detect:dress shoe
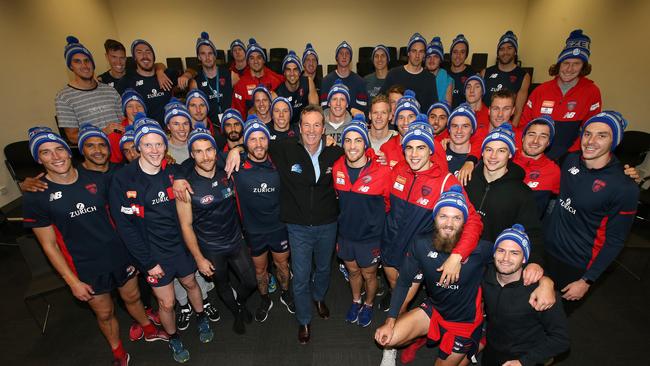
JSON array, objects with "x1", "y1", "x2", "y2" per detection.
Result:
[
  {"x1": 298, "y1": 324, "x2": 311, "y2": 344},
  {"x1": 314, "y1": 301, "x2": 330, "y2": 319}
]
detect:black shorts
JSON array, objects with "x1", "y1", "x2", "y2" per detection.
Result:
[
  {"x1": 146, "y1": 251, "x2": 197, "y2": 288},
  {"x1": 418, "y1": 298, "x2": 483, "y2": 360},
  {"x1": 380, "y1": 243, "x2": 403, "y2": 269},
  {"x1": 86, "y1": 263, "x2": 137, "y2": 294},
  {"x1": 337, "y1": 236, "x2": 381, "y2": 268},
  {"x1": 245, "y1": 227, "x2": 289, "y2": 257}
]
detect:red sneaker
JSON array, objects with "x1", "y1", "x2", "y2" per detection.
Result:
[
  {"x1": 112, "y1": 353, "x2": 130, "y2": 366},
  {"x1": 145, "y1": 308, "x2": 161, "y2": 326},
  {"x1": 400, "y1": 336, "x2": 427, "y2": 364},
  {"x1": 144, "y1": 327, "x2": 169, "y2": 342},
  {"x1": 128, "y1": 322, "x2": 143, "y2": 342}
]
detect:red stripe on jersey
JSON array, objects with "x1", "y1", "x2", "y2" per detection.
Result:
[
  {"x1": 619, "y1": 210, "x2": 637, "y2": 215},
  {"x1": 23, "y1": 218, "x2": 36, "y2": 223},
  {"x1": 105, "y1": 204, "x2": 117, "y2": 229},
  {"x1": 52, "y1": 224, "x2": 78, "y2": 276},
  {"x1": 588, "y1": 216, "x2": 608, "y2": 269}
]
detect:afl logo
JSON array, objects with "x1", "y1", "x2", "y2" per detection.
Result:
[{"x1": 200, "y1": 195, "x2": 214, "y2": 205}]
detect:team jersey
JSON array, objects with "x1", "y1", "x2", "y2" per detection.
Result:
[
  {"x1": 332, "y1": 150, "x2": 392, "y2": 242},
  {"x1": 482, "y1": 65, "x2": 527, "y2": 106},
  {"x1": 187, "y1": 165, "x2": 242, "y2": 254},
  {"x1": 379, "y1": 66, "x2": 439, "y2": 112},
  {"x1": 98, "y1": 70, "x2": 128, "y2": 95},
  {"x1": 520, "y1": 77, "x2": 601, "y2": 160},
  {"x1": 448, "y1": 65, "x2": 477, "y2": 108},
  {"x1": 267, "y1": 122, "x2": 300, "y2": 141},
  {"x1": 446, "y1": 145, "x2": 469, "y2": 176},
  {"x1": 320, "y1": 71, "x2": 369, "y2": 113},
  {"x1": 545, "y1": 152, "x2": 639, "y2": 281},
  {"x1": 513, "y1": 151, "x2": 560, "y2": 215},
  {"x1": 389, "y1": 236, "x2": 492, "y2": 321},
  {"x1": 76, "y1": 162, "x2": 121, "y2": 183},
  {"x1": 232, "y1": 157, "x2": 284, "y2": 235},
  {"x1": 194, "y1": 66, "x2": 234, "y2": 126},
  {"x1": 118, "y1": 69, "x2": 180, "y2": 125},
  {"x1": 379, "y1": 134, "x2": 449, "y2": 172},
  {"x1": 232, "y1": 67, "x2": 284, "y2": 116},
  {"x1": 275, "y1": 77, "x2": 311, "y2": 125},
  {"x1": 23, "y1": 170, "x2": 130, "y2": 281},
  {"x1": 229, "y1": 63, "x2": 247, "y2": 77}
]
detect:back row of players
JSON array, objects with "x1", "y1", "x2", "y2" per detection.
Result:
[{"x1": 22, "y1": 28, "x2": 640, "y2": 365}]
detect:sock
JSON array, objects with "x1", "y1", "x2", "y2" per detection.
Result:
[
  {"x1": 353, "y1": 298, "x2": 362, "y2": 304},
  {"x1": 111, "y1": 341, "x2": 126, "y2": 359},
  {"x1": 363, "y1": 303, "x2": 373, "y2": 307},
  {"x1": 142, "y1": 322, "x2": 157, "y2": 337}
]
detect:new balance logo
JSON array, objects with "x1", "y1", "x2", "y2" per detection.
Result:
[
  {"x1": 489, "y1": 73, "x2": 498, "y2": 79},
  {"x1": 568, "y1": 166, "x2": 580, "y2": 175},
  {"x1": 49, "y1": 191, "x2": 62, "y2": 201}
]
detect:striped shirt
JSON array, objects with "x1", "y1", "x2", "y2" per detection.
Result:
[{"x1": 55, "y1": 83, "x2": 123, "y2": 129}]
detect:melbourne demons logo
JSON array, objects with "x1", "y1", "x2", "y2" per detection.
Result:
[
  {"x1": 421, "y1": 185, "x2": 432, "y2": 196},
  {"x1": 592, "y1": 179, "x2": 607, "y2": 192},
  {"x1": 85, "y1": 183, "x2": 97, "y2": 194},
  {"x1": 529, "y1": 170, "x2": 540, "y2": 180},
  {"x1": 509, "y1": 75, "x2": 518, "y2": 84}
]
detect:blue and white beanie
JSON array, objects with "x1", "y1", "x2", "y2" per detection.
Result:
[
  {"x1": 393, "y1": 90, "x2": 420, "y2": 123},
  {"x1": 282, "y1": 50, "x2": 303, "y2": 73},
  {"x1": 185, "y1": 89, "x2": 210, "y2": 112},
  {"x1": 121, "y1": 89, "x2": 147, "y2": 116},
  {"x1": 119, "y1": 125, "x2": 136, "y2": 151},
  {"x1": 243, "y1": 115, "x2": 271, "y2": 144},
  {"x1": 433, "y1": 185, "x2": 469, "y2": 221},
  {"x1": 582, "y1": 110, "x2": 628, "y2": 150},
  {"x1": 78, "y1": 123, "x2": 109, "y2": 155},
  {"x1": 187, "y1": 122, "x2": 217, "y2": 153},
  {"x1": 133, "y1": 112, "x2": 168, "y2": 150},
  {"x1": 327, "y1": 79, "x2": 350, "y2": 105},
  {"x1": 407, "y1": 33, "x2": 427, "y2": 51},
  {"x1": 341, "y1": 114, "x2": 370, "y2": 148},
  {"x1": 130, "y1": 39, "x2": 155, "y2": 60},
  {"x1": 302, "y1": 43, "x2": 319, "y2": 65},
  {"x1": 163, "y1": 98, "x2": 192, "y2": 126},
  {"x1": 252, "y1": 85, "x2": 272, "y2": 103},
  {"x1": 196, "y1": 31, "x2": 217, "y2": 56},
  {"x1": 482, "y1": 123, "x2": 516, "y2": 155},
  {"x1": 494, "y1": 224, "x2": 531, "y2": 263},
  {"x1": 220, "y1": 108, "x2": 244, "y2": 133},
  {"x1": 558, "y1": 29, "x2": 591, "y2": 64},
  {"x1": 451, "y1": 34, "x2": 470, "y2": 55},
  {"x1": 402, "y1": 114, "x2": 435, "y2": 152},
  {"x1": 64, "y1": 36, "x2": 94, "y2": 69},
  {"x1": 426, "y1": 36, "x2": 444, "y2": 60},
  {"x1": 497, "y1": 31, "x2": 519, "y2": 54},
  {"x1": 28, "y1": 127, "x2": 72, "y2": 162},
  {"x1": 335, "y1": 41, "x2": 353, "y2": 61},
  {"x1": 427, "y1": 101, "x2": 451, "y2": 119},
  {"x1": 372, "y1": 45, "x2": 390, "y2": 63},
  {"x1": 246, "y1": 38, "x2": 266, "y2": 62},
  {"x1": 523, "y1": 115, "x2": 556, "y2": 143},
  {"x1": 230, "y1": 39, "x2": 246, "y2": 52},
  {"x1": 464, "y1": 74, "x2": 486, "y2": 96},
  {"x1": 271, "y1": 96, "x2": 293, "y2": 121},
  {"x1": 448, "y1": 104, "x2": 477, "y2": 133}
]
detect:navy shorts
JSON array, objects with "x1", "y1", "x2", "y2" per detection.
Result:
[
  {"x1": 419, "y1": 298, "x2": 483, "y2": 360},
  {"x1": 245, "y1": 227, "x2": 289, "y2": 257},
  {"x1": 380, "y1": 243, "x2": 404, "y2": 269},
  {"x1": 337, "y1": 236, "x2": 381, "y2": 268},
  {"x1": 146, "y1": 251, "x2": 197, "y2": 288},
  {"x1": 86, "y1": 263, "x2": 137, "y2": 294}
]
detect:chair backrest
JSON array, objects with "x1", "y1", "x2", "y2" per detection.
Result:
[
  {"x1": 521, "y1": 66, "x2": 534, "y2": 81},
  {"x1": 471, "y1": 53, "x2": 488, "y2": 72},
  {"x1": 387, "y1": 47, "x2": 398, "y2": 63},
  {"x1": 185, "y1": 57, "x2": 200, "y2": 72},
  {"x1": 18, "y1": 236, "x2": 59, "y2": 278},
  {"x1": 356, "y1": 62, "x2": 374, "y2": 77},
  {"x1": 615, "y1": 131, "x2": 650, "y2": 166},
  {"x1": 268, "y1": 61, "x2": 283, "y2": 74},
  {"x1": 166, "y1": 57, "x2": 184, "y2": 73},
  {"x1": 4, "y1": 141, "x2": 43, "y2": 183},
  {"x1": 315, "y1": 64, "x2": 323, "y2": 79},
  {"x1": 399, "y1": 47, "x2": 408, "y2": 63},
  {"x1": 358, "y1": 47, "x2": 374, "y2": 63},
  {"x1": 215, "y1": 49, "x2": 226, "y2": 63},
  {"x1": 327, "y1": 64, "x2": 337, "y2": 74},
  {"x1": 269, "y1": 48, "x2": 288, "y2": 62}
]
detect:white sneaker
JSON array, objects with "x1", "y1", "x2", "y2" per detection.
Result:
[{"x1": 380, "y1": 349, "x2": 397, "y2": 366}]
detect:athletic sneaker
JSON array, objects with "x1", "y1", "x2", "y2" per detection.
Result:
[
  {"x1": 280, "y1": 290, "x2": 296, "y2": 314},
  {"x1": 380, "y1": 291, "x2": 391, "y2": 312},
  {"x1": 380, "y1": 349, "x2": 397, "y2": 366},
  {"x1": 345, "y1": 302, "x2": 362, "y2": 324},
  {"x1": 357, "y1": 304, "x2": 373, "y2": 327},
  {"x1": 400, "y1": 336, "x2": 427, "y2": 364},
  {"x1": 376, "y1": 276, "x2": 386, "y2": 297},
  {"x1": 129, "y1": 322, "x2": 143, "y2": 341},
  {"x1": 268, "y1": 273, "x2": 278, "y2": 294},
  {"x1": 203, "y1": 302, "x2": 220, "y2": 322},
  {"x1": 168, "y1": 337, "x2": 190, "y2": 363},
  {"x1": 177, "y1": 304, "x2": 193, "y2": 331},
  {"x1": 145, "y1": 307, "x2": 161, "y2": 325},
  {"x1": 196, "y1": 314, "x2": 214, "y2": 343},
  {"x1": 144, "y1": 327, "x2": 170, "y2": 342},
  {"x1": 255, "y1": 296, "x2": 273, "y2": 322},
  {"x1": 339, "y1": 263, "x2": 350, "y2": 282},
  {"x1": 112, "y1": 353, "x2": 130, "y2": 366}
]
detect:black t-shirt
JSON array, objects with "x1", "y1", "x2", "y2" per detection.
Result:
[
  {"x1": 267, "y1": 122, "x2": 300, "y2": 142},
  {"x1": 448, "y1": 65, "x2": 477, "y2": 108},
  {"x1": 118, "y1": 69, "x2": 180, "y2": 126},
  {"x1": 346, "y1": 165, "x2": 363, "y2": 185},
  {"x1": 194, "y1": 66, "x2": 233, "y2": 125},
  {"x1": 380, "y1": 66, "x2": 438, "y2": 112},
  {"x1": 275, "y1": 77, "x2": 311, "y2": 125},
  {"x1": 483, "y1": 65, "x2": 527, "y2": 106},
  {"x1": 446, "y1": 146, "x2": 468, "y2": 176},
  {"x1": 98, "y1": 70, "x2": 128, "y2": 95}
]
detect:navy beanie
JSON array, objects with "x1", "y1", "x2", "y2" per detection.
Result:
[
  {"x1": 78, "y1": 123, "x2": 109, "y2": 155},
  {"x1": 341, "y1": 115, "x2": 370, "y2": 148},
  {"x1": 187, "y1": 122, "x2": 217, "y2": 153},
  {"x1": 494, "y1": 224, "x2": 531, "y2": 263},
  {"x1": 130, "y1": 39, "x2": 156, "y2": 61},
  {"x1": 64, "y1": 36, "x2": 95, "y2": 69},
  {"x1": 433, "y1": 185, "x2": 469, "y2": 221},
  {"x1": 426, "y1": 36, "x2": 444, "y2": 60},
  {"x1": 482, "y1": 123, "x2": 516, "y2": 155},
  {"x1": 523, "y1": 115, "x2": 556, "y2": 144},
  {"x1": 302, "y1": 43, "x2": 319, "y2": 65},
  {"x1": 558, "y1": 29, "x2": 591, "y2": 64},
  {"x1": 497, "y1": 30, "x2": 519, "y2": 54},
  {"x1": 196, "y1": 31, "x2": 217, "y2": 56},
  {"x1": 451, "y1": 34, "x2": 470, "y2": 55},
  {"x1": 246, "y1": 38, "x2": 267, "y2": 62},
  {"x1": 28, "y1": 127, "x2": 72, "y2": 162},
  {"x1": 582, "y1": 110, "x2": 628, "y2": 150},
  {"x1": 243, "y1": 115, "x2": 271, "y2": 144}
]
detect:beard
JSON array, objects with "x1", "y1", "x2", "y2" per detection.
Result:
[
  {"x1": 432, "y1": 225, "x2": 463, "y2": 253},
  {"x1": 227, "y1": 131, "x2": 242, "y2": 142}
]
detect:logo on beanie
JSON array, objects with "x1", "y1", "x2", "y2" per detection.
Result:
[{"x1": 142, "y1": 126, "x2": 150, "y2": 133}]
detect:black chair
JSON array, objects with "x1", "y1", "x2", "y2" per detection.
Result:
[
  {"x1": 327, "y1": 64, "x2": 337, "y2": 74},
  {"x1": 615, "y1": 131, "x2": 650, "y2": 167},
  {"x1": 227, "y1": 49, "x2": 234, "y2": 63},
  {"x1": 166, "y1": 57, "x2": 184, "y2": 73},
  {"x1": 522, "y1": 67, "x2": 534, "y2": 82},
  {"x1": 470, "y1": 53, "x2": 488, "y2": 72},
  {"x1": 315, "y1": 65, "x2": 323, "y2": 79},
  {"x1": 4, "y1": 141, "x2": 43, "y2": 188},
  {"x1": 356, "y1": 62, "x2": 374, "y2": 77},
  {"x1": 125, "y1": 57, "x2": 136, "y2": 73},
  {"x1": 399, "y1": 47, "x2": 408, "y2": 64},
  {"x1": 269, "y1": 48, "x2": 288, "y2": 62},
  {"x1": 268, "y1": 61, "x2": 283, "y2": 75},
  {"x1": 18, "y1": 236, "x2": 67, "y2": 334},
  {"x1": 215, "y1": 49, "x2": 226, "y2": 64},
  {"x1": 358, "y1": 47, "x2": 374, "y2": 64},
  {"x1": 387, "y1": 47, "x2": 398, "y2": 64},
  {"x1": 185, "y1": 57, "x2": 200, "y2": 72}
]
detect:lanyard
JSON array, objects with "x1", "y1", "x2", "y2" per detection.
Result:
[{"x1": 203, "y1": 68, "x2": 222, "y2": 114}]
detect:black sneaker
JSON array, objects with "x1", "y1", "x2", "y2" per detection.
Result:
[
  {"x1": 254, "y1": 296, "x2": 273, "y2": 322},
  {"x1": 380, "y1": 291, "x2": 391, "y2": 312},
  {"x1": 376, "y1": 276, "x2": 386, "y2": 297},
  {"x1": 203, "y1": 302, "x2": 220, "y2": 322},
  {"x1": 177, "y1": 304, "x2": 193, "y2": 331},
  {"x1": 280, "y1": 291, "x2": 296, "y2": 314}
]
